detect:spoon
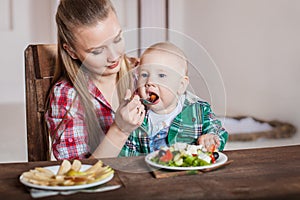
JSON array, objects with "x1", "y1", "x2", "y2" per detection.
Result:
[
  {"x1": 124, "y1": 97, "x2": 154, "y2": 105},
  {"x1": 140, "y1": 98, "x2": 155, "y2": 105},
  {"x1": 140, "y1": 93, "x2": 159, "y2": 105}
]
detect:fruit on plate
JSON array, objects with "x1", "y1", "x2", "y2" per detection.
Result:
[{"x1": 21, "y1": 160, "x2": 114, "y2": 186}]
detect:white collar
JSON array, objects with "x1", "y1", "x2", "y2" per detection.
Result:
[{"x1": 148, "y1": 95, "x2": 185, "y2": 135}]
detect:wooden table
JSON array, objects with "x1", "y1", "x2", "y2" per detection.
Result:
[{"x1": 1, "y1": 145, "x2": 300, "y2": 199}]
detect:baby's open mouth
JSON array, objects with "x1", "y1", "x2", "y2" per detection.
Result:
[{"x1": 147, "y1": 92, "x2": 159, "y2": 103}]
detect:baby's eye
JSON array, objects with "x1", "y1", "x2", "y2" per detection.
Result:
[
  {"x1": 140, "y1": 73, "x2": 149, "y2": 78},
  {"x1": 158, "y1": 73, "x2": 166, "y2": 78}
]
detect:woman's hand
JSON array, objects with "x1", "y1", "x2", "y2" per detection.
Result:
[
  {"x1": 114, "y1": 89, "x2": 145, "y2": 134},
  {"x1": 197, "y1": 133, "x2": 220, "y2": 152}
]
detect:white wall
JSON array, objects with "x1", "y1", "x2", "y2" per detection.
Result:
[
  {"x1": 169, "y1": 0, "x2": 300, "y2": 134},
  {"x1": 0, "y1": 0, "x2": 56, "y2": 104},
  {"x1": 0, "y1": 0, "x2": 57, "y2": 163},
  {"x1": 111, "y1": 0, "x2": 139, "y2": 56}
]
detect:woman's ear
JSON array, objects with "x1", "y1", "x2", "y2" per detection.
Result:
[
  {"x1": 63, "y1": 43, "x2": 78, "y2": 59},
  {"x1": 177, "y1": 76, "x2": 189, "y2": 95}
]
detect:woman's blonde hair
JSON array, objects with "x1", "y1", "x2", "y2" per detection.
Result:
[{"x1": 50, "y1": 0, "x2": 133, "y2": 154}]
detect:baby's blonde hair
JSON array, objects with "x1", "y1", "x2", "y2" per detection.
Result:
[{"x1": 141, "y1": 42, "x2": 188, "y2": 75}]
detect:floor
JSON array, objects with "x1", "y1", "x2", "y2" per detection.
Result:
[{"x1": 0, "y1": 103, "x2": 299, "y2": 163}]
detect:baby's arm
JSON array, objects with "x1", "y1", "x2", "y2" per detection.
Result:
[{"x1": 197, "y1": 102, "x2": 228, "y2": 151}]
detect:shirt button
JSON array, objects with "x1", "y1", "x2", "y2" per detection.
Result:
[
  {"x1": 143, "y1": 133, "x2": 147, "y2": 137},
  {"x1": 192, "y1": 118, "x2": 196, "y2": 122},
  {"x1": 68, "y1": 138, "x2": 73, "y2": 143}
]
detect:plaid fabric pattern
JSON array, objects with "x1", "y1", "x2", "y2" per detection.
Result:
[
  {"x1": 119, "y1": 91, "x2": 228, "y2": 157},
  {"x1": 45, "y1": 79, "x2": 114, "y2": 160}
]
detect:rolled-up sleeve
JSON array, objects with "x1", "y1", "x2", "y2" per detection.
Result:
[{"x1": 201, "y1": 102, "x2": 228, "y2": 151}]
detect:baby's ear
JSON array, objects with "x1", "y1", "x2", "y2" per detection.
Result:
[{"x1": 177, "y1": 76, "x2": 189, "y2": 95}]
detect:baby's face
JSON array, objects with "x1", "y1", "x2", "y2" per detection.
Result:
[{"x1": 137, "y1": 51, "x2": 188, "y2": 114}]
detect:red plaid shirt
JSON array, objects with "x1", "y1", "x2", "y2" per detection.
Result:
[{"x1": 45, "y1": 78, "x2": 114, "y2": 160}]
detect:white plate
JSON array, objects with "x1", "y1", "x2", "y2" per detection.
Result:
[
  {"x1": 145, "y1": 151, "x2": 228, "y2": 171},
  {"x1": 19, "y1": 164, "x2": 114, "y2": 191}
]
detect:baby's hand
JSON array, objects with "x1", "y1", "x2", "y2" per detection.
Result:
[{"x1": 197, "y1": 134, "x2": 220, "y2": 152}]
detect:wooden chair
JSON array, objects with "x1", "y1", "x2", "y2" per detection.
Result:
[{"x1": 25, "y1": 44, "x2": 56, "y2": 161}]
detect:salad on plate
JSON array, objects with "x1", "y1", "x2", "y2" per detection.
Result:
[{"x1": 149, "y1": 143, "x2": 221, "y2": 168}]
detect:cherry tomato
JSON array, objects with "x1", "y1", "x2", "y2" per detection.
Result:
[
  {"x1": 159, "y1": 150, "x2": 173, "y2": 162},
  {"x1": 210, "y1": 154, "x2": 216, "y2": 163}
]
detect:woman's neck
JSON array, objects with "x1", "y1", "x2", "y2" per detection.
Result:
[
  {"x1": 92, "y1": 73, "x2": 117, "y2": 86},
  {"x1": 92, "y1": 73, "x2": 119, "y2": 111}
]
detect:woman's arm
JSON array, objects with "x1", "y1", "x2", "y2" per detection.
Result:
[
  {"x1": 90, "y1": 123, "x2": 128, "y2": 158},
  {"x1": 91, "y1": 90, "x2": 145, "y2": 158}
]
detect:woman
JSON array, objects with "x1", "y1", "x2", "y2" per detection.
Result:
[{"x1": 45, "y1": 0, "x2": 145, "y2": 160}]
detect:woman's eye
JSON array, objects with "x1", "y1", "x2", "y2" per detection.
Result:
[
  {"x1": 159, "y1": 74, "x2": 166, "y2": 78},
  {"x1": 91, "y1": 51, "x2": 100, "y2": 55},
  {"x1": 91, "y1": 48, "x2": 104, "y2": 55}
]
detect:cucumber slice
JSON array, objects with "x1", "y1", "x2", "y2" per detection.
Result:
[
  {"x1": 173, "y1": 153, "x2": 181, "y2": 162},
  {"x1": 175, "y1": 158, "x2": 183, "y2": 166},
  {"x1": 197, "y1": 151, "x2": 211, "y2": 163}
]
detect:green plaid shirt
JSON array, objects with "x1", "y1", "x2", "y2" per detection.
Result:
[{"x1": 119, "y1": 91, "x2": 228, "y2": 157}]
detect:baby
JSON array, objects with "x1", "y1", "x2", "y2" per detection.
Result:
[{"x1": 119, "y1": 42, "x2": 228, "y2": 156}]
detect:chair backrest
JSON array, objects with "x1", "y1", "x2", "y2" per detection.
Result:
[{"x1": 25, "y1": 44, "x2": 57, "y2": 161}]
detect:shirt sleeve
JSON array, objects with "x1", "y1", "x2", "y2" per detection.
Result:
[
  {"x1": 45, "y1": 82, "x2": 90, "y2": 160},
  {"x1": 201, "y1": 102, "x2": 228, "y2": 151},
  {"x1": 119, "y1": 132, "x2": 143, "y2": 157}
]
